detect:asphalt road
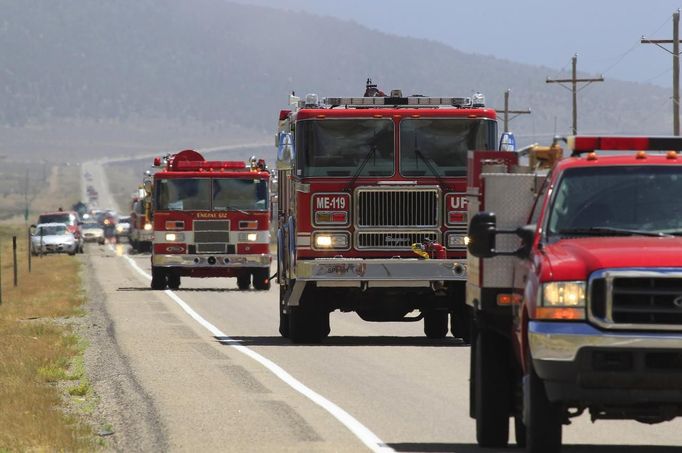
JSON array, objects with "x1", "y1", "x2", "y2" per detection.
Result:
[{"x1": 80, "y1": 160, "x2": 682, "y2": 452}]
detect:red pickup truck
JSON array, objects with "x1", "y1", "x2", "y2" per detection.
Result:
[{"x1": 467, "y1": 136, "x2": 682, "y2": 452}]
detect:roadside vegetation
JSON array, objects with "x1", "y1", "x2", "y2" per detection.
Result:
[{"x1": 0, "y1": 225, "x2": 97, "y2": 451}]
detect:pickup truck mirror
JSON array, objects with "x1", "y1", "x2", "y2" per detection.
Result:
[
  {"x1": 514, "y1": 224, "x2": 536, "y2": 259},
  {"x1": 468, "y1": 212, "x2": 497, "y2": 258}
]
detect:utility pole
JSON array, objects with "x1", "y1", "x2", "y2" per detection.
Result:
[
  {"x1": 496, "y1": 89, "x2": 531, "y2": 133},
  {"x1": 546, "y1": 54, "x2": 604, "y2": 135},
  {"x1": 642, "y1": 9, "x2": 681, "y2": 135}
]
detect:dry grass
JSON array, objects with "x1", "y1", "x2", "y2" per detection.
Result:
[{"x1": 0, "y1": 225, "x2": 95, "y2": 451}]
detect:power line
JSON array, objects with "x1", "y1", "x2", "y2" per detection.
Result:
[
  {"x1": 494, "y1": 89, "x2": 531, "y2": 133},
  {"x1": 641, "y1": 9, "x2": 682, "y2": 135},
  {"x1": 546, "y1": 54, "x2": 604, "y2": 135}
]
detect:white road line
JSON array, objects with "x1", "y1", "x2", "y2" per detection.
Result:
[{"x1": 121, "y1": 254, "x2": 394, "y2": 453}]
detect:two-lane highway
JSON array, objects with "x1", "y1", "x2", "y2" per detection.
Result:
[{"x1": 81, "y1": 159, "x2": 682, "y2": 452}]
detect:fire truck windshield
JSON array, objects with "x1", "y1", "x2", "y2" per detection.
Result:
[
  {"x1": 547, "y1": 166, "x2": 682, "y2": 238},
  {"x1": 296, "y1": 119, "x2": 394, "y2": 177},
  {"x1": 155, "y1": 178, "x2": 268, "y2": 211},
  {"x1": 400, "y1": 118, "x2": 496, "y2": 177}
]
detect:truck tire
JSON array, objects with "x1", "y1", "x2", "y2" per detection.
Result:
[
  {"x1": 475, "y1": 328, "x2": 511, "y2": 448},
  {"x1": 423, "y1": 311, "x2": 448, "y2": 339},
  {"x1": 451, "y1": 304, "x2": 472, "y2": 344},
  {"x1": 289, "y1": 305, "x2": 323, "y2": 344},
  {"x1": 525, "y1": 359, "x2": 562, "y2": 453},
  {"x1": 278, "y1": 286, "x2": 290, "y2": 338},
  {"x1": 252, "y1": 268, "x2": 271, "y2": 291},
  {"x1": 151, "y1": 267, "x2": 167, "y2": 290},
  {"x1": 237, "y1": 273, "x2": 251, "y2": 290},
  {"x1": 167, "y1": 274, "x2": 181, "y2": 290}
]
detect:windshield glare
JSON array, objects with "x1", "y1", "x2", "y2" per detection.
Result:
[
  {"x1": 400, "y1": 118, "x2": 496, "y2": 177},
  {"x1": 547, "y1": 166, "x2": 682, "y2": 236},
  {"x1": 155, "y1": 178, "x2": 268, "y2": 211},
  {"x1": 296, "y1": 119, "x2": 394, "y2": 177},
  {"x1": 38, "y1": 225, "x2": 67, "y2": 236}
]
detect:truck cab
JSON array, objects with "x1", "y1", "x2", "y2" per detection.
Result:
[{"x1": 467, "y1": 136, "x2": 682, "y2": 452}]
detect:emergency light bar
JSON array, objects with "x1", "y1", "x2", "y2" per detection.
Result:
[
  {"x1": 568, "y1": 136, "x2": 682, "y2": 154},
  {"x1": 322, "y1": 96, "x2": 476, "y2": 108},
  {"x1": 175, "y1": 160, "x2": 246, "y2": 171}
]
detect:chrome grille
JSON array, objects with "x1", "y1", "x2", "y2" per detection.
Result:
[
  {"x1": 193, "y1": 220, "x2": 230, "y2": 254},
  {"x1": 590, "y1": 270, "x2": 682, "y2": 331},
  {"x1": 357, "y1": 231, "x2": 439, "y2": 250},
  {"x1": 356, "y1": 187, "x2": 439, "y2": 228},
  {"x1": 195, "y1": 231, "x2": 229, "y2": 243},
  {"x1": 196, "y1": 243, "x2": 227, "y2": 253},
  {"x1": 194, "y1": 220, "x2": 230, "y2": 231}
]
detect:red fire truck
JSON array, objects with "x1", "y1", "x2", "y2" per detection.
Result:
[
  {"x1": 467, "y1": 136, "x2": 682, "y2": 452},
  {"x1": 150, "y1": 150, "x2": 271, "y2": 291},
  {"x1": 275, "y1": 80, "x2": 500, "y2": 343},
  {"x1": 129, "y1": 172, "x2": 154, "y2": 253}
]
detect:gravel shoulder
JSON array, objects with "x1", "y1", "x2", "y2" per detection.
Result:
[{"x1": 80, "y1": 250, "x2": 168, "y2": 452}]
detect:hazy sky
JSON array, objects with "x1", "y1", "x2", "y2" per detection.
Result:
[{"x1": 236, "y1": 0, "x2": 682, "y2": 88}]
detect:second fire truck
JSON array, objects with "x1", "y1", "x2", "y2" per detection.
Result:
[
  {"x1": 150, "y1": 150, "x2": 271, "y2": 291},
  {"x1": 275, "y1": 80, "x2": 503, "y2": 343}
]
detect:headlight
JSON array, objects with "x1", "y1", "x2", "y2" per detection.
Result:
[
  {"x1": 447, "y1": 233, "x2": 466, "y2": 249},
  {"x1": 313, "y1": 233, "x2": 349, "y2": 249},
  {"x1": 116, "y1": 225, "x2": 124, "y2": 232},
  {"x1": 537, "y1": 281, "x2": 586, "y2": 320},
  {"x1": 165, "y1": 233, "x2": 184, "y2": 242},
  {"x1": 144, "y1": 223, "x2": 153, "y2": 231},
  {"x1": 542, "y1": 281, "x2": 585, "y2": 307},
  {"x1": 238, "y1": 232, "x2": 258, "y2": 242}
]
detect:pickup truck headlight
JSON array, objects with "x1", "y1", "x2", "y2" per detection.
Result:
[{"x1": 538, "y1": 281, "x2": 586, "y2": 320}]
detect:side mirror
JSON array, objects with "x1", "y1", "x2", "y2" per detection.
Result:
[
  {"x1": 276, "y1": 133, "x2": 295, "y2": 171},
  {"x1": 468, "y1": 212, "x2": 497, "y2": 258},
  {"x1": 514, "y1": 224, "x2": 536, "y2": 259}
]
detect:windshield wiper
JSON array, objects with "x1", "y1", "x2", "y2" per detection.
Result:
[
  {"x1": 345, "y1": 135, "x2": 378, "y2": 191},
  {"x1": 413, "y1": 137, "x2": 447, "y2": 191},
  {"x1": 556, "y1": 227, "x2": 671, "y2": 237},
  {"x1": 215, "y1": 206, "x2": 249, "y2": 215}
]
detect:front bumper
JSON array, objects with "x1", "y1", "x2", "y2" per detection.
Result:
[
  {"x1": 293, "y1": 257, "x2": 467, "y2": 287},
  {"x1": 529, "y1": 321, "x2": 682, "y2": 404},
  {"x1": 153, "y1": 253, "x2": 270, "y2": 268},
  {"x1": 33, "y1": 243, "x2": 77, "y2": 253}
]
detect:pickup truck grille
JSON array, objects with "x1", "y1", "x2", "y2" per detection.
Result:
[
  {"x1": 355, "y1": 187, "x2": 439, "y2": 228},
  {"x1": 590, "y1": 271, "x2": 682, "y2": 331}
]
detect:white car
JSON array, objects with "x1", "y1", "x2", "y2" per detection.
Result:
[
  {"x1": 31, "y1": 223, "x2": 78, "y2": 256},
  {"x1": 81, "y1": 221, "x2": 105, "y2": 245}
]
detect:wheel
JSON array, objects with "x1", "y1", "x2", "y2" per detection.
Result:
[
  {"x1": 98, "y1": 239, "x2": 105, "y2": 245},
  {"x1": 167, "y1": 274, "x2": 181, "y2": 290},
  {"x1": 68, "y1": 250, "x2": 76, "y2": 256},
  {"x1": 451, "y1": 304, "x2": 472, "y2": 344},
  {"x1": 474, "y1": 328, "x2": 511, "y2": 448},
  {"x1": 237, "y1": 273, "x2": 251, "y2": 290},
  {"x1": 278, "y1": 286, "x2": 290, "y2": 338},
  {"x1": 289, "y1": 305, "x2": 323, "y2": 344},
  {"x1": 524, "y1": 357, "x2": 563, "y2": 453},
  {"x1": 423, "y1": 311, "x2": 448, "y2": 339},
  {"x1": 151, "y1": 267, "x2": 167, "y2": 290},
  {"x1": 252, "y1": 268, "x2": 271, "y2": 290}
]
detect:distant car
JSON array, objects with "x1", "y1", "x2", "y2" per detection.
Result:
[
  {"x1": 115, "y1": 215, "x2": 131, "y2": 241},
  {"x1": 31, "y1": 223, "x2": 78, "y2": 256},
  {"x1": 81, "y1": 221, "x2": 105, "y2": 245},
  {"x1": 37, "y1": 211, "x2": 84, "y2": 253}
]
